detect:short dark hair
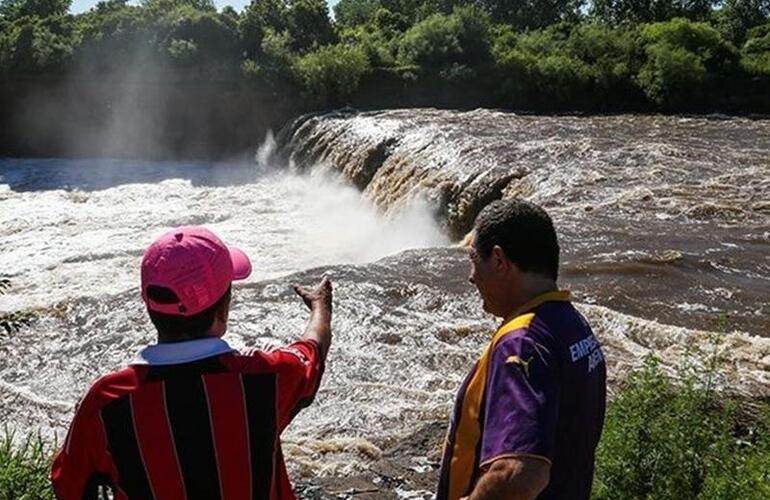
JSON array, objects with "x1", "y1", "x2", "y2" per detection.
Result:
[
  {"x1": 146, "y1": 286, "x2": 231, "y2": 340},
  {"x1": 473, "y1": 199, "x2": 560, "y2": 281}
]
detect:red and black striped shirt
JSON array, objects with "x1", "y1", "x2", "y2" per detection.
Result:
[{"x1": 51, "y1": 339, "x2": 322, "y2": 500}]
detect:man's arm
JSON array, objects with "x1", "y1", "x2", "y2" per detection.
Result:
[
  {"x1": 293, "y1": 275, "x2": 332, "y2": 361},
  {"x1": 466, "y1": 457, "x2": 550, "y2": 500},
  {"x1": 52, "y1": 395, "x2": 109, "y2": 500},
  {"x1": 472, "y1": 332, "x2": 558, "y2": 500}
]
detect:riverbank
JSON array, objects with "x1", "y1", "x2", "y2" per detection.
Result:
[
  {"x1": 3, "y1": 79, "x2": 769, "y2": 162},
  {"x1": 294, "y1": 421, "x2": 444, "y2": 499}
]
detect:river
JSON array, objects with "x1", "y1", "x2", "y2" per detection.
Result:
[{"x1": 1, "y1": 110, "x2": 769, "y2": 490}]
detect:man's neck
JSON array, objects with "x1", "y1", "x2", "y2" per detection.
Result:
[
  {"x1": 157, "y1": 333, "x2": 210, "y2": 344},
  {"x1": 501, "y1": 279, "x2": 558, "y2": 322}
]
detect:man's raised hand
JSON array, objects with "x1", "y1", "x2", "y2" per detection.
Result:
[
  {"x1": 294, "y1": 275, "x2": 332, "y2": 313},
  {"x1": 294, "y1": 275, "x2": 332, "y2": 360}
]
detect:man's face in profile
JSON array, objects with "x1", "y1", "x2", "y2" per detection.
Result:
[{"x1": 468, "y1": 241, "x2": 500, "y2": 316}]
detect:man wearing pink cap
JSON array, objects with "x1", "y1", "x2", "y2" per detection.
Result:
[{"x1": 51, "y1": 226, "x2": 332, "y2": 500}]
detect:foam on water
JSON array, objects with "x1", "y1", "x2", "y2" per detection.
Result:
[
  {"x1": 280, "y1": 110, "x2": 770, "y2": 335},
  {"x1": 0, "y1": 159, "x2": 448, "y2": 313},
  {"x1": 1, "y1": 111, "x2": 769, "y2": 483}
]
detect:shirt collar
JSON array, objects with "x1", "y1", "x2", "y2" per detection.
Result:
[
  {"x1": 501, "y1": 290, "x2": 572, "y2": 327},
  {"x1": 132, "y1": 337, "x2": 236, "y2": 366}
]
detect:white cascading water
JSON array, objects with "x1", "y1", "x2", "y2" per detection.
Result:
[{"x1": 1, "y1": 112, "x2": 769, "y2": 492}]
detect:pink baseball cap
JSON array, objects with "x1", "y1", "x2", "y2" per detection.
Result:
[{"x1": 141, "y1": 226, "x2": 252, "y2": 316}]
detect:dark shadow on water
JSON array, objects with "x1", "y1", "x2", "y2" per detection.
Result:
[{"x1": 0, "y1": 157, "x2": 266, "y2": 192}]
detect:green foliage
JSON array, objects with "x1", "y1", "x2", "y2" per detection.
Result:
[
  {"x1": 240, "y1": 0, "x2": 333, "y2": 57},
  {"x1": 334, "y1": 0, "x2": 381, "y2": 27},
  {"x1": 0, "y1": 0, "x2": 70, "y2": 21},
  {"x1": 242, "y1": 27, "x2": 297, "y2": 86},
  {"x1": 141, "y1": 0, "x2": 215, "y2": 15},
  {"x1": 493, "y1": 22, "x2": 644, "y2": 108},
  {"x1": 593, "y1": 0, "x2": 716, "y2": 25},
  {"x1": 339, "y1": 11, "x2": 401, "y2": 67},
  {"x1": 239, "y1": 0, "x2": 289, "y2": 58},
  {"x1": 0, "y1": 429, "x2": 54, "y2": 500},
  {"x1": 0, "y1": 0, "x2": 766, "y2": 111},
  {"x1": 163, "y1": 10, "x2": 240, "y2": 74},
  {"x1": 397, "y1": 6, "x2": 491, "y2": 78},
  {"x1": 287, "y1": 0, "x2": 335, "y2": 52},
  {"x1": 71, "y1": 0, "x2": 241, "y2": 77},
  {"x1": 166, "y1": 37, "x2": 197, "y2": 64},
  {"x1": 0, "y1": 14, "x2": 75, "y2": 74},
  {"x1": 379, "y1": 0, "x2": 439, "y2": 21},
  {"x1": 444, "y1": 0, "x2": 583, "y2": 29},
  {"x1": 593, "y1": 355, "x2": 770, "y2": 499},
  {"x1": 638, "y1": 18, "x2": 738, "y2": 106},
  {"x1": 567, "y1": 23, "x2": 642, "y2": 90},
  {"x1": 293, "y1": 43, "x2": 370, "y2": 105},
  {"x1": 741, "y1": 22, "x2": 770, "y2": 74},
  {"x1": 713, "y1": 0, "x2": 770, "y2": 43},
  {"x1": 73, "y1": 3, "x2": 158, "y2": 73}
]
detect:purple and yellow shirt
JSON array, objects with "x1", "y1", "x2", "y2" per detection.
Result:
[{"x1": 437, "y1": 291, "x2": 606, "y2": 500}]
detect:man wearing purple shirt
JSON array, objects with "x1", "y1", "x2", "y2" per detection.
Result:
[{"x1": 437, "y1": 200, "x2": 607, "y2": 500}]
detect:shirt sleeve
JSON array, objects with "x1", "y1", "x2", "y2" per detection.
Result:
[
  {"x1": 262, "y1": 339, "x2": 324, "y2": 430},
  {"x1": 51, "y1": 391, "x2": 111, "y2": 500},
  {"x1": 480, "y1": 331, "x2": 560, "y2": 467}
]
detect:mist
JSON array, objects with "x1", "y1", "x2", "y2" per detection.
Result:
[{"x1": 2, "y1": 34, "x2": 295, "y2": 160}]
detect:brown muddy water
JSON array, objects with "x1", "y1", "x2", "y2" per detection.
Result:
[
  {"x1": 281, "y1": 110, "x2": 770, "y2": 336},
  {"x1": 1, "y1": 110, "x2": 768, "y2": 494}
]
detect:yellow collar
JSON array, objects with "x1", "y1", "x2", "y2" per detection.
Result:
[{"x1": 500, "y1": 290, "x2": 571, "y2": 329}]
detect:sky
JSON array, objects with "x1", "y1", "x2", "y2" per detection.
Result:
[{"x1": 70, "y1": 0, "x2": 341, "y2": 15}]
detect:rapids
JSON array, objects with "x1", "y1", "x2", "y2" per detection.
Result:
[
  {"x1": 280, "y1": 109, "x2": 770, "y2": 335},
  {"x1": 1, "y1": 109, "x2": 769, "y2": 484}
]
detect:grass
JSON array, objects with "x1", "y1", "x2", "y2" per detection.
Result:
[
  {"x1": 0, "y1": 429, "x2": 54, "y2": 500},
  {"x1": 1, "y1": 349, "x2": 768, "y2": 499}
]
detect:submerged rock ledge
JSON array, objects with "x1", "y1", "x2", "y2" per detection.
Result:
[{"x1": 276, "y1": 109, "x2": 770, "y2": 239}]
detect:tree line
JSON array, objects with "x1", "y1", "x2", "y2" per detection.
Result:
[{"x1": 1, "y1": 0, "x2": 769, "y2": 111}]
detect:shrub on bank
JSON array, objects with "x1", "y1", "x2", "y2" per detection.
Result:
[
  {"x1": 593, "y1": 355, "x2": 770, "y2": 499},
  {"x1": 637, "y1": 18, "x2": 739, "y2": 108},
  {"x1": 293, "y1": 43, "x2": 370, "y2": 106},
  {"x1": 397, "y1": 6, "x2": 492, "y2": 78},
  {"x1": 492, "y1": 22, "x2": 644, "y2": 109},
  {"x1": 0, "y1": 14, "x2": 76, "y2": 75},
  {"x1": 741, "y1": 23, "x2": 770, "y2": 76},
  {"x1": 1, "y1": 0, "x2": 768, "y2": 112}
]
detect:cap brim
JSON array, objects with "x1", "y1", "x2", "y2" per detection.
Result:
[{"x1": 229, "y1": 246, "x2": 252, "y2": 280}]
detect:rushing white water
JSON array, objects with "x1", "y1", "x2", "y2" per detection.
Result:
[
  {"x1": 2, "y1": 112, "x2": 769, "y2": 490},
  {"x1": 0, "y1": 158, "x2": 448, "y2": 313},
  {"x1": 0, "y1": 155, "x2": 453, "y2": 480},
  {"x1": 281, "y1": 110, "x2": 770, "y2": 336}
]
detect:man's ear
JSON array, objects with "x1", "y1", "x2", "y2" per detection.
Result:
[
  {"x1": 216, "y1": 298, "x2": 230, "y2": 322},
  {"x1": 491, "y1": 245, "x2": 510, "y2": 271}
]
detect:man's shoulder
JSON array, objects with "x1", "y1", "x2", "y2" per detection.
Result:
[
  {"x1": 515, "y1": 301, "x2": 590, "y2": 342},
  {"x1": 495, "y1": 312, "x2": 550, "y2": 347},
  {"x1": 218, "y1": 350, "x2": 272, "y2": 373},
  {"x1": 78, "y1": 366, "x2": 146, "y2": 414},
  {"x1": 221, "y1": 340, "x2": 319, "y2": 373},
  {"x1": 491, "y1": 310, "x2": 565, "y2": 363}
]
